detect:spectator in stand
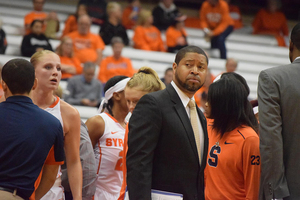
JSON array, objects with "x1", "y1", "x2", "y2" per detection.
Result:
[
  {"x1": 199, "y1": 0, "x2": 234, "y2": 59},
  {"x1": 78, "y1": 0, "x2": 107, "y2": 25},
  {"x1": 56, "y1": 36, "x2": 83, "y2": 80},
  {"x1": 122, "y1": 0, "x2": 141, "y2": 30},
  {"x1": 64, "y1": 62, "x2": 102, "y2": 107},
  {"x1": 100, "y1": 2, "x2": 129, "y2": 46},
  {"x1": 166, "y1": 15, "x2": 188, "y2": 53},
  {"x1": 252, "y1": 0, "x2": 289, "y2": 47},
  {"x1": 62, "y1": 4, "x2": 88, "y2": 38},
  {"x1": 224, "y1": 0, "x2": 243, "y2": 29},
  {"x1": 24, "y1": 0, "x2": 59, "y2": 36},
  {"x1": 133, "y1": 9, "x2": 165, "y2": 52},
  {"x1": 160, "y1": 67, "x2": 173, "y2": 86},
  {"x1": 67, "y1": 14, "x2": 105, "y2": 65},
  {"x1": 214, "y1": 58, "x2": 238, "y2": 81},
  {"x1": 0, "y1": 19, "x2": 7, "y2": 54},
  {"x1": 152, "y1": 0, "x2": 182, "y2": 31},
  {"x1": 194, "y1": 69, "x2": 215, "y2": 108},
  {"x1": 21, "y1": 20, "x2": 53, "y2": 57},
  {"x1": 98, "y1": 37, "x2": 135, "y2": 84}
]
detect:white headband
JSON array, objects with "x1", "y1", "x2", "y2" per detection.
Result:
[{"x1": 98, "y1": 77, "x2": 130, "y2": 113}]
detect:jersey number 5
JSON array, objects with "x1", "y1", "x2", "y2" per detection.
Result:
[
  {"x1": 208, "y1": 145, "x2": 221, "y2": 168},
  {"x1": 115, "y1": 150, "x2": 123, "y2": 171}
]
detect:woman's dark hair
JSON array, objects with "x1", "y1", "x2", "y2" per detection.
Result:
[
  {"x1": 30, "y1": 19, "x2": 43, "y2": 28},
  {"x1": 103, "y1": 75, "x2": 128, "y2": 116},
  {"x1": 208, "y1": 75, "x2": 258, "y2": 137},
  {"x1": 221, "y1": 72, "x2": 250, "y2": 95}
]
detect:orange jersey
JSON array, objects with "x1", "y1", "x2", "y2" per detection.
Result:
[
  {"x1": 205, "y1": 120, "x2": 260, "y2": 200},
  {"x1": 29, "y1": 146, "x2": 64, "y2": 200},
  {"x1": 199, "y1": 0, "x2": 234, "y2": 36},
  {"x1": 122, "y1": 6, "x2": 138, "y2": 30},
  {"x1": 118, "y1": 124, "x2": 129, "y2": 200},
  {"x1": 229, "y1": 5, "x2": 243, "y2": 29},
  {"x1": 252, "y1": 9, "x2": 289, "y2": 37},
  {"x1": 62, "y1": 15, "x2": 78, "y2": 37},
  {"x1": 59, "y1": 56, "x2": 83, "y2": 79},
  {"x1": 67, "y1": 31, "x2": 105, "y2": 63},
  {"x1": 24, "y1": 11, "x2": 48, "y2": 35},
  {"x1": 165, "y1": 26, "x2": 187, "y2": 48},
  {"x1": 133, "y1": 25, "x2": 165, "y2": 52},
  {"x1": 98, "y1": 56, "x2": 135, "y2": 83}
]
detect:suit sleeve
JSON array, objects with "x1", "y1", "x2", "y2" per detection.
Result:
[
  {"x1": 258, "y1": 70, "x2": 289, "y2": 199},
  {"x1": 242, "y1": 136, "x2": 260, "y2": 200},
  {"x1": 126, "y1": 94, "x2": 162, "y2": 200}
]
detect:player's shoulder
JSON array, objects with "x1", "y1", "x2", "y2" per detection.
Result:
[
  {"x1": 236, "y1": 126, "x2": 258, "y2": 140},
  {"x1": 60, "y1": 99, "x2": 80, "y2": 119}
]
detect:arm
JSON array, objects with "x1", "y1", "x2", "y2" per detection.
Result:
[
  {"x1": 242, "y1": 136, "x2": 261, "y2": 200},
  {"x1": 199, "y1": 3, "x2": 209, "y2": 29},
  {"x1": 61, "y1": 103, "x2": 82, "y2": 200},
  {"x1": 62, "y1": 15, "x2": 74, "y2": 37},
  {"x1": 61, "y1": 64, "x2": 77, "y2": 75},
  {"x1": 211, "y1": 3, "x2": 232, "y2": 36},
  {"x1": 127, "y1": 94, "x2": 162, "y2": 200},
  {"x1": 80, "y1": 122, "x2": 97, "y2": 199},
  {"x1": 35, "y1": 164, "x2": 59, "y2": 200},
  {"x1": 85, "y1": 115, "x2": 105, "y2": 148},
  {"x1": 258, "y1": 70, "x2": 289, "y2": 199},
  {"x1": 99, "y1": 24, "x2": 111, "y2": 45},
  {"x1": 98, "y1": 59, "x2": 107, "y2": 83}
]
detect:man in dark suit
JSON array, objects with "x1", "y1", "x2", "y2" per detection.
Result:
[
  {"x1": 127, "y1": 46, "x2": 209, "y2": 200},
  {"x1": 258, "y1": 22, "x2": 300, "y2": 200}
]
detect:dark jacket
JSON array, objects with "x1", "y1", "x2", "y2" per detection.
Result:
[
  {"x1": 21, "y1": 33, "x2": 53, "y2": 57},
  {"x1": 99, "y1": 21, "x2": 129, "y2": 45}
]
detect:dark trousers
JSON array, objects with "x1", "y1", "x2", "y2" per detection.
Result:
[{"x1": 211, "y1": 25, "x2": 234, "y2": 59}]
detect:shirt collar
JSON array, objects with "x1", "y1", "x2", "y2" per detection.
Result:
[
  {"x1": 171, "y1": 81, "x2": 194, "y2": 108},
  {"x1": 5, "y1": 95, "x2": 33, "y2": 103}
]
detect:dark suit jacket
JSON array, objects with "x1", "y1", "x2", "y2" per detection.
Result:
[
  {"x1": 258, "y1": 58, "x2": 300, "y2": 200},
  {"x1": 127, "y1": 84, "x2": 208, "y2": 200}
]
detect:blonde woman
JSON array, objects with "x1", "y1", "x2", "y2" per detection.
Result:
[
  {"x1": 30, "y1": 50, "x2": 82, "y2": 200},
  {"x1": 118, "y1": 66, "x2": 165, "y2": 200},
  {"x1": 133, "y1": 10, "x2": 165, "y2": 51},
  {"x1": 56, "y1": 36, "x2": 82, "y2": 80}
]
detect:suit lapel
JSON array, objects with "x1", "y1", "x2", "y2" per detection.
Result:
[
  {"x1": 196, "y1": 107, "x2": 208, "y2": 171},
  {"x1": 166, "y1": 85, "x2": 199, "y2": 161}
]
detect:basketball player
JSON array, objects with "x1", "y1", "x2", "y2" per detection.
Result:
[
  {"x1": 204, "y1": 74, "x2": 260, "y2": 199},
  {"x1": 85, "y1": 76, "x2": 130, "y2": 200},
  {"x1": 30, "y1": 50, "x2": 82, "y2": 200},
  {"x1": 118, "y1": 66, "x2": 165, "y2": 200}
]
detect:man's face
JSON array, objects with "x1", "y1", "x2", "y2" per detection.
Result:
[
  {"x1": 164, "y1": 70, "x2": 173, "y2": 85},
  {"x1": 33, "y1": 0, "x2": 44, "y2": 11},
  {"x1": 173, "y1": 52, "x2": 208, "y2": 97},
  {"x1": 112, "y1": 42, "x2": 124, "y2": 58},
  {"x1": 32, "y1": 21, "x2": 43, "y2": 35},
  {"x1": 78, "y1": 17, "x2": 91, "y2": 35},
  {"x1": 225, "y1": 59, "x2": 237, "y2": 72},
  {"x1": 84, "y1": 68, "x2": 95, "y2": 83}
]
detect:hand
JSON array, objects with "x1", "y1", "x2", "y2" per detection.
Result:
[
  {"x1": 81, "y1": 99, "x2": 91, "y2": 106},
  {"x1": 88, "y1": 100, "x2": 98, "y2": 107},
  {"x1": 47, "y1": 11, "x2": 58, "y2": 20}
]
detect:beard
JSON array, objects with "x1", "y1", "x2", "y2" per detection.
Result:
[{"x1": 175, "y1": 71, "x2": 204, "y2": 92}]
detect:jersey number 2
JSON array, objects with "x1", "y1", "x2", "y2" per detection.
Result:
[
  {"x1": 208, "y1": 146, "x2": 221, "y2": 167},
  {"x1": 115, "y1": 150, "x2": 123, "y2": 171}
]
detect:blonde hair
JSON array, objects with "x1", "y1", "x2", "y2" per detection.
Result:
[
  {"x1": 56, "y1": 36, "x2": 73, "y2": 57},
  {"x1": 106, "y1": 2, "x2": 121, "y2": 15},
  {"x1": 30, "y1": 50, "x2": 55, "y2": 68},
  {"x1": 137, "y1": 9, "x2": 152, "y2": 26},
  {"x1": 126, "y1": 66, "x2": 165, "y2": 93}
]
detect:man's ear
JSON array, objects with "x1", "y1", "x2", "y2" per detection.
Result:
[
  {"x1": 172, "y1": 62, "x2": 177, "y2": 71},
  {"x1": 32, "y1": 78, "x2": 38, "y2": 90},
  {"x1": 1, "y1": 80, "x2": 7, "y2": 91}
]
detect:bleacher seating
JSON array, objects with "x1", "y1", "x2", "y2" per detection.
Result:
[{"x1": 0, "y1": 0, "x2": 291, "y2": 120}]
